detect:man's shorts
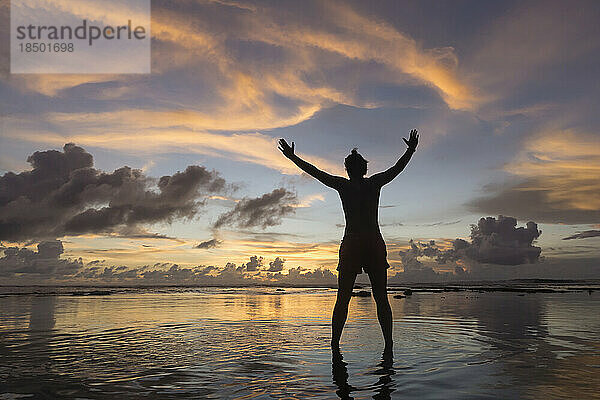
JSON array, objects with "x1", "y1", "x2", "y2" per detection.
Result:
[{"x1": 337, "y1": 232, "x2": 390, "y2": 274}]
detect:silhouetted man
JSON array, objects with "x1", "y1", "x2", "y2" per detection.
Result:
[{"x1": 279, "y1": 129, "x2": 419, "y2": 355}]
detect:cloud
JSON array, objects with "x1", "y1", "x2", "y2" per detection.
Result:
[
  {"x1": 470, "y1": 131, "x2": 600, "y2": 224},
  {"x1": 243, "y1": 255, "x2": 263, "y2": 272},
  {"x1": 272, "y1": 1, "x2": 477, "y2": 109},
  {"x1": 446, "y1": 216, "x2": 542, "y2": 265},
  {"x1": 562, "y1": 230, "x2": 600, "y2": 240},
  {"x1": 466, "y1": 0, "x2": 600, "y2": 103},
  {"x1": 195, "y1": 238, "x2": 223, "y2": 249},
  {"x1": 393, "y1": 216, "x2": 546, "y2": 282},
  {"x1": 293, "y1": 193, "x2": 325, "y2": 208},
  {"x1": 24, "y1": 0, "x2": 472, "y2": 111},
  {"x1": 268, "y1": 257, "x2": 285, "y2": 272},
  {"x1": 213, "y1": 188, "x2": 297, "y2": 229},
  {"x1": 267, "y1": 266, "x2": 337, "y2": 285},
  {"x1": 398, "y1": 240, "x2": 428, "y2": 271},
  {"x1": 0, "y1": 144, "x2": 228, "y2": 241},
  {"x1": 77, "y1": 264, "x2": 140, "y2": 280},
  {"x1": 9, "y1": 129, "x2": 346, "y2": 176},
  {"x1": 105, "y1": 227, "x2": 183, "y2": 241},
  {"x1": 420, "y1": 220, "x2": 462, "y2": 227},
  {"x1": 0, "y1": 240, "x2": 82, "y2": 276},
  {"x1": 401, "y1": 216, "x2": 542, "y2": 269},
  {"x1": 73, "y1": 258, "x2": 338, "y2": 286},
  {"x1": 2, "y1": 0, "x2": 475, "y2": 178}
]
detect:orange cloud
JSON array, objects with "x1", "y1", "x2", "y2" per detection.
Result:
[
  {"x1": 470, "y1": 130, "x2": 600, "y2": 224},
  {"x1": 7, "y1": 127, "x2": 345, "y2": 176},
  {"x1": 8, "y1": 0, "x2": 476, "y2": 127},
  {"x1": 506, "y1": 130, "x2": 600, "y2": 212}
]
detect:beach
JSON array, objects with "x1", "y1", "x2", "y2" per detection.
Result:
[{"x1": 1, "y1": 286, "x2": 599, "y2": 399}]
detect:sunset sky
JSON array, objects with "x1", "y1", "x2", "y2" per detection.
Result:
[{"x1": 1, "y1": 0, "x2": 599, "y2": 284}]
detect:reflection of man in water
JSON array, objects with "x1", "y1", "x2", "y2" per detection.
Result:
[{"x1": 279, "y1": 129, "x2": 419, "y2": 354}]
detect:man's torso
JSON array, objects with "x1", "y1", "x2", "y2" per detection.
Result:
[{"x1": 336, "y1": 177, "x2": 381, "y2": 237}]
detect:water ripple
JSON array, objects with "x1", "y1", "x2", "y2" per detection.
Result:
[{"x1": 0, "y1": 290, "x2": 599, "y2": 398}]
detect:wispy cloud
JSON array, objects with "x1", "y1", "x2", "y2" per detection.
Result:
[
  {"x1": 562, "y1": 230, "x2": 600, "y2": 240},
  {"x1": 7, "y1": 128, "x2": 346, "y2": 176},
  {"x1": 470, "y1": 130, "x2": 600, "y2": 224},
  {"x1": 293, "y1": 193, "x2": 325, "y2": 208},
  {"x1": 3, "y1": 0, "x2": 475, "y2": 175}
]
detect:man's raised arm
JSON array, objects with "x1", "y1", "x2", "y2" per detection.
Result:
[
  {"x1": 371, "y1": 129, "x2": 419, "y2": 187},
  {"x1": 278, "y1": 139, "x2": 344, "y2": 189}
]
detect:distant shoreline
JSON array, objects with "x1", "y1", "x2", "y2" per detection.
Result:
[{"x1": 1, "y1": 279, "x2": 598, "y2": 296}]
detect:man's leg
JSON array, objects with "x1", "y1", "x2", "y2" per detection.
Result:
[
  {"x1": 331, "y1": 269, "x2": 357, "y2": 350},
  {"x1": 367, "y1": 269, "x2": 393, "y2": 354}
]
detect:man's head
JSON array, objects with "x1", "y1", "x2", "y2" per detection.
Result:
[{"x1": 344, "y1": 148, "x2": 368, "y2": 179}]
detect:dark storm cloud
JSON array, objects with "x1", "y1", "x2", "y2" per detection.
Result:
[
  {"x1": 268, "y1": 257, "x2": 285, "y2": 272},
  {"x1": 195, "y1": 238, "x2": 222, "y2": 249},
  {"x1": 0, "y1": 144, "x2": 228, "y2": 241},
  {"x1": 401, "y1": 216, "x2": 542, "y2": 268},
  {"x1": 452, "y1": 216, "x2": 542, "y2": 265},
  {"x1": 213, "y1": 188, "x2": 297, "y2": 229},
  {"x1": 0, "y1": 240, "x2": 82, "y2": 276},
  {"x1": 562, "y1": 230, "x2": 600, "y2": 240}
]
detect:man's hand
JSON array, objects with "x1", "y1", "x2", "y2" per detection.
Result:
[
  {"x1": 403, "y1": 129, "x2": 419, "y2": 150},
  {"x1": 278, "y1": 138, "x2": 295, "y2": 158}
]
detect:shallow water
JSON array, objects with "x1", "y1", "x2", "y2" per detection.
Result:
[{"x1": 1, "y1": 287, "x2": 599, "y2": 399}]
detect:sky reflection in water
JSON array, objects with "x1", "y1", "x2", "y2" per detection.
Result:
[{"x1": 1, "y1": 288, "x2": 599, "y2": 399}]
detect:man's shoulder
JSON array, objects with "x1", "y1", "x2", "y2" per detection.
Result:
[
  {"x1": 364, "y1": 176, "x2": 383, "y2": 187},
  {"x1": 332, "y1": 176, "x2": 350, "y2": 188}
]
